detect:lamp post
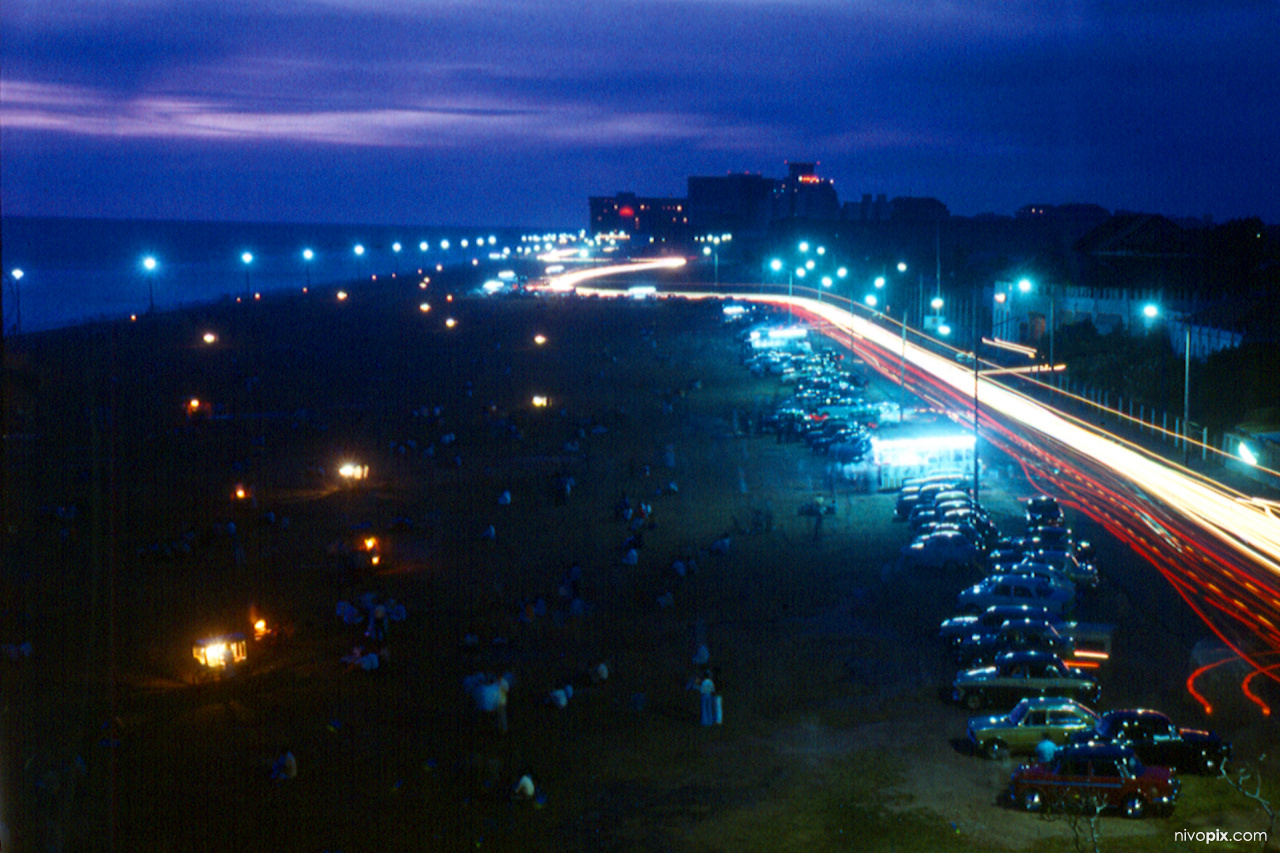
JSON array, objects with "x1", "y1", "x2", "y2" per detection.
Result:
[
  {"x1": 302, "y1": 248, "x2": 314, "y2": 291},
  {"x1": 1145, "y1": 303, "x2": 1192, "y2": 466},
  {"x1": 142, "y1": 255, "x2": 158, "y2": 313},
  {"x1": 354, "y1": 243, "x2": 365, "y2": 282},
  {"x1": 9, "y1": 268, "x2": 23, "y2": 335},
  {"x1": 702, "y1": 246, "x2": 719, "y2": 285},
  {"x1": 392, "y1": 242, "x2": 402, "y2": 277},
  {"x1": 241, "y1": 252, "x2": 253, "y2": 297}
]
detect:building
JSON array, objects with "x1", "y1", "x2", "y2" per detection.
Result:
[
  {"x1": 588, "y1": 192, "x2": 689, "y2": 243},
  {"x1": 772, "y1": 162, "x2": 840, "y2": 223},
  {"x1": 686, "y1": 172, "x2": 778, "y2": 240}
]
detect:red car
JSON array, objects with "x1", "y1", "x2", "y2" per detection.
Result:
[{"x1": 1009, "y1": 743, "x2": 1179, "y2": 818}]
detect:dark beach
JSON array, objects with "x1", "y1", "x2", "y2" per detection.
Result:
[{"x1": 2, "y1": 275, "x2": 1272, "y2": 852}]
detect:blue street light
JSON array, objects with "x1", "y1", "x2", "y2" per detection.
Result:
[
  {"x1": 241, "y1": 252, "x2": 254, "y2": 297},
  {"x1": 142, "y1": 255, "x2": 158, "y2": 312},
  {"x1": 302, "y1": 248, "x2": 314, "y2": 290},
  {"x1": 10, "y1": 268, "x2": 24, "y2": 334}
]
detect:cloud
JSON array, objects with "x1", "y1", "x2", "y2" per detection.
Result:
[{"x1": 0, "y1": 79, "x2": 793, "y2": 152}]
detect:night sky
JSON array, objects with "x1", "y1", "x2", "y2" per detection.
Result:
[{"x1": 3, "y1": 0, "x2": 1278, "y2": 228}]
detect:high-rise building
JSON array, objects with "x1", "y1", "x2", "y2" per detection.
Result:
[
  {"x1": 773, "y1": 162, "x2": 840, "y2": 222},
  {"x1": 687, "y1": 173, "x2": 778, "y2": 239},
  {"x1": 589, "y1": 192, "x2": 689, "y2": 242}
]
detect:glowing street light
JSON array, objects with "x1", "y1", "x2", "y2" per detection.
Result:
[
  {"x1": 393, "y1": 242, "x2": 402, "y2": 276},
  {"x1": 241, "y1": 252, "x2": 254, "y2": 297},
  {"x1": 10, "y1": 268, "x2": 23, "y2": 334},
  {"x1": 897, "y1": 262, "x2": 908, "y2": 273},
  {"x1": 302, "y1": 248, "x2": 314, "y2": 291},
  {"x1": 875, "y1": 276, "x2": 886, "y2": 289},
  {"x1": 142, "y1": 255, "x2": 158, "y2": 312}
]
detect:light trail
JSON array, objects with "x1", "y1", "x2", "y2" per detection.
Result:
[
  {"x1": 642, "y1": 288, "x2": 1280, "y2": 694},
  {"x1": 540, "y1": 257, "x2": 687, "y2": 292}
]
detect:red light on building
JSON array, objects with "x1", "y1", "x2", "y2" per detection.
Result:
[{"x1": 619, "y1": 206, "x2": 635, "y2": 219}]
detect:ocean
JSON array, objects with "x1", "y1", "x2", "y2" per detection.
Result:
[{"x1": 0, "y1": 217, "x2": 546, "y2": 334}]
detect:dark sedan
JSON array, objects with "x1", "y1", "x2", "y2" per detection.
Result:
[{"x1": 1071, "y1": 709, "x2": 1231, "y2": 774}]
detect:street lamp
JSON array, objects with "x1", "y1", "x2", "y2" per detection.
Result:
[
  {"x1": 393, "y1": 242, "x2": 402, "y2": 276},
  {"x1": 302, "y1": 248, "x2": 314, "y2": 291},
  {"x1": 240, "y1": 252, "x2": 253, "y2": 297},
  {"x1": 10, "y1": 268, "x2": 24, "y2": 334},
  {"x1": 142, "y1": 255, "x2": 159, "y2": 312},
  {"x1": 1145, "y1": 304, "x2": 1193, "y2": 465},
  {"x1": 702, "y1": 245, "x2": 719, "y2": 284}
]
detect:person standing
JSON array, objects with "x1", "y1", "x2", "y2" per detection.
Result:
[{"x1": 699, "y1": 671, "x2": 716, "y2": 726}]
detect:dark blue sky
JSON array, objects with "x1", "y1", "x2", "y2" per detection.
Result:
[{"x1": 3, "y1": 0, "x2": 1278, "y2": 227}]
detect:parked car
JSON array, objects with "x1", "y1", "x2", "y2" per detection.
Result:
[
  {"x1": 1025, "y1": 495, "x2": 1065, "y2": 528},
  {"x1": 1071, "y1": 709, "x2": 1231, "y2": 774},
  {"x1": 1009, "y1": 743, "x2": 1179, "y2": 818},
  {"x1": 1026, "y1": 548, "x2": 1099, "y2": 589},
  {"x1": 1028, "y1": 525, "x2": 1074, "y2": 552},
  {"x1": 901, "y1": 530, "x2": 981, "y2": 570},
  {"x1": 952, "y1": 650, "x2": 1100, "y2": 710},
  {"x1": 938, "y1": 605, "x2": 1065, "y2": 647},
  {"x1": 984, "y1": 548, "x2": 1029, "y2": 574},
  {"x1": 968, "y1": 696, "x2": 1099, "y2": 760},
  {"x1": 955, "y1": 619, "x2": 1075, "y2": 667},
  {"x1": 955, "y1": 574, "x2": 1074, "y2": 616}
]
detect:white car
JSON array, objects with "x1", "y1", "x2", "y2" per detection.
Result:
[
  {"x1": 901, "y1": 530, "x2": 980, "y2": 570},
  {"x1": 956, "y1": 574, "x2": 1074, "y2": 615}
]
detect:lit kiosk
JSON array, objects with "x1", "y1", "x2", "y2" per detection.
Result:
[
  {"x1": 870, "y1": 421, "x2": 975, "y2": 491},
  {"x1": 192, "y1": 633, "x2": 248, "y2": 682}
]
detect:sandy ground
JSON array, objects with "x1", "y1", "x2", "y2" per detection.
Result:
[{"x1": 3, "y1": 282, "x2": 1276, "y2": 852}]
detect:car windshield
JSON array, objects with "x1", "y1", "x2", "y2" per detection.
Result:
[
  {"x1": 1007, "y1": 701, "x2": 1031, "y2": 725},
  {"x1": 1094, "y1": 716, "x2": 1118, "y2": 738}
]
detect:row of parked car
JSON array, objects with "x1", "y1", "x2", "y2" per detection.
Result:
[
  {"x1": 740, "y1": 330, "x2": 882, "y2": 465},
  {"x1": 893, "y1": 474, "x2": 1230, "y2": 819}
]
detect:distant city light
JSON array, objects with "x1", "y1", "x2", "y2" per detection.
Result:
[
  {"x1": 534, "y1": 333, "x2": 547, "y2": 344},
  {"x1": 302, "y1": 248, "x2": 314, "y2": 261},
  {"x1": 336, "y1": 290, "x2": 348, "y2": 301},
  {"x1": 445, "y1": 317, "x2": 457, "y2": 327},
  {"x1": 354, "y1": 244, "x2": 365, "y2": 256},
  {"x1": 338, "y1": 462, "x2": 368, "y2": 480},
  {"x1": 241, "y1": 252, "x2": 253, "y2": 265},
  {"x1": 202, "y1": 332, "x2": 217, "y2": 344},
  {"x1": 143, "y1": 256, "x2": 158, "y2": 271},
  {"x1": 1018, "y1": 278, "x2": 1032, "y2": 293},
  {"x1": 419, "y1": 303, "x2": 431, "y2": 312},
  {"x1": 532, "y1": 395, "x2": 549, "y2": 407},
  {"x1": 1143, "y1": 304, "x2": 1159, "y2": 319}
]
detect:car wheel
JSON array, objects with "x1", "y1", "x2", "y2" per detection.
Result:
[
  {"x1": 1022, "y1": 789, "x2": 1043, "y2": 813},
  {"x1": 984, "y1": 739, "x2": 1008, "y2": 761},
  {"x1": 964, "y1": 691, "x2": 984, "y2": 710},
  {"x1": 1123, "y1": 795, "x2": 1145, "y2": 819}
]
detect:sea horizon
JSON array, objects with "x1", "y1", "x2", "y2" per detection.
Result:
[{"x1": 1, "y1": 215, "x2": 572, "y2": 334}]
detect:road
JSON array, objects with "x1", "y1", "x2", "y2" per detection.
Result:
[{"x1": 575, "y1": 278, "x2": 1280, "y2": 716}]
